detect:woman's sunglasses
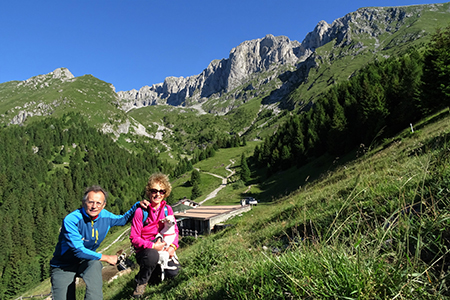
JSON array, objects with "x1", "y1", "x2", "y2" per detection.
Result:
[{"x1": 150, "y1": 189, "x2": 166, "y2": 195}]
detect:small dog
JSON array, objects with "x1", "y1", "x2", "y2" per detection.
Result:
[
  {"x1": 154, "y1": 215, "x2": 179, "y2": 281},
  {"x1": 159, "y1": 214, "x2": 177, "y2": 246}
]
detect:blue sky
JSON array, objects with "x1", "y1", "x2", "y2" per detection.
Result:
[{"x1": 0, "y1": 0, "x2": 443, "y2": 92}]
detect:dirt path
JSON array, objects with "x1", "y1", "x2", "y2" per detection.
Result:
[{"x1": 199, "y1": 160, "x2": 235, "y2": 205}]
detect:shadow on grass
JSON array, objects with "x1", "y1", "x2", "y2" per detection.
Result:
[
  {"x1": 252, "y1": 149, "x2": 359, "y2": 204},
  {"x1": 107, "y1": 277, "x2": 136, "y2": 300},
  {"x1": 108, "y1": 269, "x2": 188, "y2": 300}
]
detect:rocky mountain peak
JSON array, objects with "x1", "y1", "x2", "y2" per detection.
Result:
[
  {"x1": 226, "y1": 34, "x2": 303, "y2": 90},
  {"x1": 301, "y1": 21, "x2": 332, "y2": 50},
  {"x1": 117, "y1": 34, "x2": 305, "y2": 111},
  {"x1": 51, "y1": 68, "x2": 75, "y2": 80},
  {"x1": 18, "y1": 67, "x2": 75, "y2": 89},
  {"x1": 302, "y1": 3, "x2": 440, "y2": 48}
]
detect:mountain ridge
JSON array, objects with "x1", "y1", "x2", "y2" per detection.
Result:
[
  {"x1": 116, "y1": 2, "x2": 450, "y2": 112},
  {"x1": 116, "y1": 34, "x2": 304, "y2": 112},
  {"x1": 0, "y1": 2, "x2": 448, "y2": 141}
]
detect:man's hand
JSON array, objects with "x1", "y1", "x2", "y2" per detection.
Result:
[
  {"x1": 152, "y1": 240, "x2": 166, "y2": 251},
  {"x1": 100, "y1": 254, "x2": 118, "y2": 266},
  {"x1": 139, "y1": 199, "x2": 150, "y2": 209}
]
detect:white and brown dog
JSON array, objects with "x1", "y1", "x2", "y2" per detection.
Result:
[{"x1": 155, "y1": 214, "x2": 179, "y2": 281}]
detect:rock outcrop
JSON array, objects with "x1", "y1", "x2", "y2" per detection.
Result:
[
  {"x1": 18, "y1": 68, "x2": 75, "y2": 89},
  {"x1": 9, "y1": 99, "x2": 68, "y2": 125}
]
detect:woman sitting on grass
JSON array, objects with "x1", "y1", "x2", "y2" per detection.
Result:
[{"x1": 130, "y1": 173, "x2": 181, "y2": 298}]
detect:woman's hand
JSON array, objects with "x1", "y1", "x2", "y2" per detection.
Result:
[
  {"x1": 165, "y1": 245, "x2": 176, "y2": 258},
  {"x1": 152, "y1": 240, "x2": 166, "y2": 251}
]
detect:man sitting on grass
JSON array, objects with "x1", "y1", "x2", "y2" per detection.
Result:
[{"x1": 50, "y1": 185, "x2": 149, "y2": 300}]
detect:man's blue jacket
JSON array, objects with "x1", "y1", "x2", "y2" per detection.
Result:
[{"x1": 50, "y1": 202, "x2": 140, "y2": 268}]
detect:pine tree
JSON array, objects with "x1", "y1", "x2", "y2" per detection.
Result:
[
  {"x1": 166, "y1": 191, "x2": 176, "y2": 205},
  {"x1": 186, "y1": 159, "x2": 193, "y2": 172},
  {"x1": 33, "y1": 204, "x2": 57, "y2": 279},
  {"x1": 199, "y1": 150, "x2": 206, "y2": 161},
  {"x1": 280, "y1": 145, "x2": 292, "y2": 169},
  {"x1": 191, "y1": 181, "x2": 201, "y2": 200},
  {"x1": 5, "y1": 251, "x2": 40, "y2": 298},
  {"x1": 239, "y1": 153, "x2": 251, "y2": 184},
  {"x1": 190, "y1": 169, "x2": 201, "y2": 186},
  {"x1": 53, "y1": 154, "x2": 64, "y2": 164},
  {"x1": 60, "y1": 144, "x2": 67, "y2": 157},
  {"x1": 0, "y1": 211, "x2": 13, "y2": 286},
  {"x1": 327, "y1": 96, "x2": 348, "y2": 155}
]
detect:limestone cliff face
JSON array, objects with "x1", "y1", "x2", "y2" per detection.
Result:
[
  {"x1": 117, "y1": 34, "x2": 306, "y2": 111},
  {"x1": 117, "y1": 3, "x2": 443, "y2": 112},
  {"x1": 302, "y1": 5, "x2": 426, "y2": 49}
]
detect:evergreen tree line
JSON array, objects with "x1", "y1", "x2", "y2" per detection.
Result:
[
  {"x1": 191, "y1": 134, "x2": 246, "y2": 164},
  {"x1": 164, "y1": 108, "x2": 249, "y2": 155},
  {"x1": 171, "y1": 157, "x2": 194, "y2": 178},
  {"x1": 253, "y1": 26, "x2": 450, "y2": 176},
  {"x1": 0, "y1": 112, "x2": 172, "y2": 299}
]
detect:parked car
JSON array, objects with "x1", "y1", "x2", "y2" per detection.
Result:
[{"x1": 243, "y1": 197, "x2": 258, "y2": 205}]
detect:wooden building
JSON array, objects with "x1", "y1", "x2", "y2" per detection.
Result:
[{"x1": 174, "y1": 205, "x2": 251, "y2": 236}]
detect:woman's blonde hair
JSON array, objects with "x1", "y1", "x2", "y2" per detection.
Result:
[{"x1": 145, "y1": 172, "x2": 172, "y2": 199}]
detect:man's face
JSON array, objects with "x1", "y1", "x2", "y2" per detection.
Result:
[{"x1": 83, "y1": 191, "x2": 106, "y2": 218}]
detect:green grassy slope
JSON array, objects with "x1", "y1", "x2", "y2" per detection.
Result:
[
  {"x1": 0, "y1": 73, "x2": 126, "y2": 129},
  {"x1": 126, "y1": 108, "x2": 450, "y2": 299},
  {"x1": 18, "y1": 108, "x2": 450, "y2": 299}
]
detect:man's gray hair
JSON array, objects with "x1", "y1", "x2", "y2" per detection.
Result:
[{"x1": 83, "y1": 185, "x2": 108, "y2": 203}]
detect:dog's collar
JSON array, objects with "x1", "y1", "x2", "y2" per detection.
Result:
[{"x1": 163, "y1": 233, "x2": 176, "y2": 236}]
